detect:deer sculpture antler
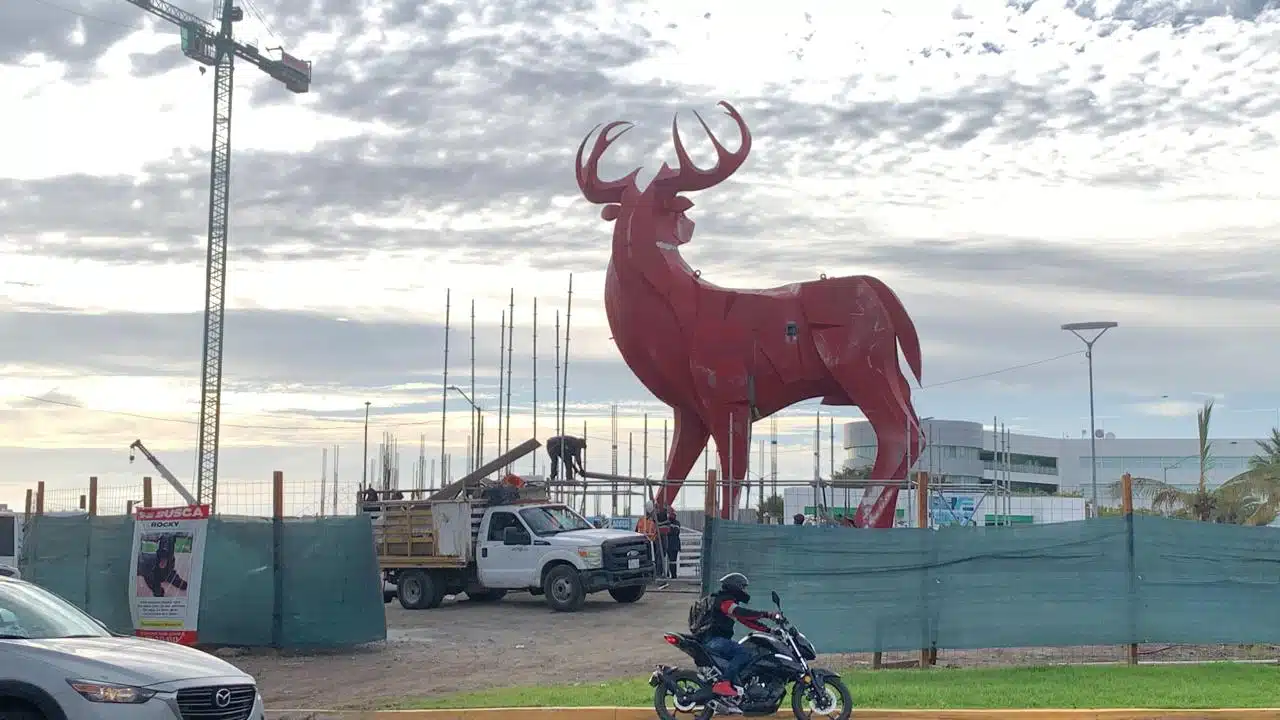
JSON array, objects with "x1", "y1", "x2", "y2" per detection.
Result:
[
  {"x1": 575, "y1": 101, "x2": 753, "y2": 204},
  {"x1": 652, "y1": 101, "x2": 752, "y2": 193},
  {"x1": 575, "y1": 121, "x2": 642, "y2": 204}
]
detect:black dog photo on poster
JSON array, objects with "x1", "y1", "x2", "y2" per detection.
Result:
[{"x1": 135, "y1": 532, "x2": 192, "y2": 598}]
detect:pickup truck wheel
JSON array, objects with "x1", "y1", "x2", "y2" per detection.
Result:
[
  {"x1": 467, "y1": 589, "x2": 507, "y2": 602},
  {"x1": 608, "y1": 585, "x2": 646, "y2": 603},
  {"x1": 398, "y1": 570, "x2": 442, "y2": 610},
  {"x1": 543, "y1": 565, "x2": 586, "y2": 612}
]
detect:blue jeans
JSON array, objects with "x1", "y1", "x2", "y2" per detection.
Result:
[{"x1": 704, "y1": 636, "x2": 752, "y2": 684}]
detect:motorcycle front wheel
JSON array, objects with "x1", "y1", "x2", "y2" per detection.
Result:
[
  {"x1": 791, "y1": 674, "x2": 853, "y2": 720},
  {"x1": 654, "y1": 669, "x2": 714, "y2": 720}
]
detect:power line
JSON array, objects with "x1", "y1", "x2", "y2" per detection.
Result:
[
  {"x1": 8, "y1": 351, "x2": 1083, "y2": 433},
  {"x1": 919, "y1": 350, "x2": 1083, "y2": 390},
  {"x1": 571, "y1": 351, "x2": 1086, "y2": 446},
  {"x1": 16, "y1": 394, "x2": 365, "y2": 430}
]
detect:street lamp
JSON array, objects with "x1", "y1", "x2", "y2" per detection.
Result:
[
  {"x1": 1161, "y1": 441, "x2": 1238, "y2": 484},
  {"x1": 1061, "y1": 321, "x2": 1118, "y2": 516},
  {"x1": 1160, "y1": 455, "x2": 1197, "y2": 484},
  {"x1": 362, "y1": 402, "x2": 371, "y2": 490},
  {"x1": 448, "y1": 385, "x2": 483, "y2": 472},
  {"x1": 910, "y1": 416, "x2": 934, "y2": 477}
]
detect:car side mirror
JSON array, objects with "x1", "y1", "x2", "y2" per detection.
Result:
[
  {"x1": 503, "y1": 526, "x2": 531, "y2": 546},
  {"x1": 771, "y1": 591, "x2": 781, "y2": 608}
]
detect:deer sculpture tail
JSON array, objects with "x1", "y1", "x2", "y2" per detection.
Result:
[{"x1": 862, "y1": 276, "x2": 922, "y2": 384}]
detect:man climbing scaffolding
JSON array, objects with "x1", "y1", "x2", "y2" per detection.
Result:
[{"x1": 545, "y1": 435, "x2": 586, "y2": 481}]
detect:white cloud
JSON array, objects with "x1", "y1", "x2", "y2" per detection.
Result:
[
  {"x1": 1, "y1": 0, "x2": 1278, "y2": 509},
  {"x1": 1130, "y1": 399, "x2": 1209, "y2": 418}
]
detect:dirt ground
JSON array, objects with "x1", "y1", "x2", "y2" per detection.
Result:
[
  {"x1": 231, "y1": 590, "x2": 698, "y2": 710},
  {"x1": 229, "y1": 589, "x2": 1279, "y2": 711}
]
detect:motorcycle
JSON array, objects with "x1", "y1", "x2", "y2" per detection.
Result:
[{"x1": 650, "y1": 591, "x2": 852, "y2": 720}]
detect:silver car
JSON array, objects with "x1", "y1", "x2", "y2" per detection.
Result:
[{"x1": 0, "y1": 576, "x2": 264, "y2": 719}]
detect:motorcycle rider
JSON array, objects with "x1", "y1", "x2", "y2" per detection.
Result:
[{"x1": 691, "y1": 572, "x2": 779, "y2": 713}]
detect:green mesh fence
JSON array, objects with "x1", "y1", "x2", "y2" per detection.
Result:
[
  {"x1": 20, "y1": 514, "x2": 385, "y2": 648},
  {"x1": 703, "y1": 515, "x2": 1280, "y2": 652}
]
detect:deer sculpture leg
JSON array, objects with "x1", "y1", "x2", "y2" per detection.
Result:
[
  {"x1": 851, "y1": 394, "x2": 912, "y2": 528},
  {"x1": 655, "y1": 407, "x2": 710, "y2": 509},
  {"x1": 710, "y1": 405, "x2": 752, "y2": 518},
  {"x1": 823, "y1": 357, "x2": 921, "y2": 528}
]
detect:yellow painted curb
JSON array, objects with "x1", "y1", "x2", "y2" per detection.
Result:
[{"x1": 264, "y1": 708, "x2": 1280, "y2": 720}]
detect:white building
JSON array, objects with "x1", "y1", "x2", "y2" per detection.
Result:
[
  {"x1": 844, "y1": 419, "x2": 1264, "y2": 507},
  {"x1": 781, "y1": 485, "x2": 1086, "y2": 527}
]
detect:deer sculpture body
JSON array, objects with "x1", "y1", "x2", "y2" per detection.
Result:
[{"x1": 575, "y1": 101, "x2": 925, "y2": 527}]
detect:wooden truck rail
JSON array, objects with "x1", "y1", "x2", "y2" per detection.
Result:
[
  {"x1": 370, "y1": 501, "x2": 467, "y2": 568},
  {"x1": 368, "y1": 494, "x2": 554, "y2": 566},
  {"x1": 364, "y1": 438, "x2": 555, "y2": 579}
]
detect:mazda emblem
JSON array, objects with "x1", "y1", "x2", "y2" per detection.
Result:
[{"x1": 214, "y1": 688, "x2": 233, "y2": 708}]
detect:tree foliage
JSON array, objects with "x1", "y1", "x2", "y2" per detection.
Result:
[
  {"x1": 1107, "y1": 400, "x2": 1280, "y2": 525},
  {"x1": 757, "y1": 493, "x2": 784, "y2": 521},
  {"x1": 833, "y1": 464, "x2": 872, "y2": 481}
]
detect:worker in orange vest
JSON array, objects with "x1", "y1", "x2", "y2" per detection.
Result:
[{"x1": 636, "y1": 502, "x2": 660, "y2": 572}]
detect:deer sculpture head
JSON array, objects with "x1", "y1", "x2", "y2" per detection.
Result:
[{"x1": 575, "y1": 101, "x2": 752, "y2": 251}]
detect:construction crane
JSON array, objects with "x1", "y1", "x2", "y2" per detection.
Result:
[
  {"x1": 129, "y1": 439, "x2": 198, "y2": 506},
  {"x1": 122, "y1": 0, "x2": 312, "y2": 511}
]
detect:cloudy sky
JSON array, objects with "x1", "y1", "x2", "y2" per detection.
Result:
[{"x1": 2, "y1": 0, "x2": 1278, "y2": 514}]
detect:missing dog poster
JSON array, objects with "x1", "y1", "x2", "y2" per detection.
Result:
[{"x1": 128, "y1": 505, "x2": 210, "y2": 644}]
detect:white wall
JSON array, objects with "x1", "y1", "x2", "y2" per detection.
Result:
[
  {"x1": 845, "y1": 420, "x2": 1263, "y2": 506},
  {"x1": 782, "y1": 486, "x2": 1086, "y2": 527}
]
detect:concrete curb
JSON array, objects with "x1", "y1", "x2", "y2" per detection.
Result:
[{"x1": 265, "y1": 708, "x2": 1280, "y2": 720}]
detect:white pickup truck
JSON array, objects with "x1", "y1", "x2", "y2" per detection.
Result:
[{"x1": 371, "y1": 498, "x2": 655, "y2": 612}]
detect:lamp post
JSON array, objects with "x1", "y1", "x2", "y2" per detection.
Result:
[
  {"x1": 910, "y1": 416, "x2": 934, "y2": 477},
  {"x1": 1162, "y1": 442, "x2": 1238, "y2": 485},
  {"x1": 1161, "y1": 455, "x2": 1197, "y2": 484},
  {"x1": 1062, "y1": 321, "x2": 1118, "y2": 516},
  {"x1": 448, "y1": 385, "x2": 482, "y2": 472},
  {"x1": 362, "y1": 401, "x2": 371, "y2": 490}
]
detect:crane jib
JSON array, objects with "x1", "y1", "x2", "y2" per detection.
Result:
[{"x1": 120, "y1": 0, "x2": 313, "y2": 510}]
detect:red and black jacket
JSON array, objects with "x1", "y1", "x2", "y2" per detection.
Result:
[{"x1": 705, "y1": 588, "x2": 771, "y2": 639}]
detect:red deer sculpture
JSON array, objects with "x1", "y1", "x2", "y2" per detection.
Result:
[{"x1": 574, "y1": 101, "x2": 924, "y2": 528}]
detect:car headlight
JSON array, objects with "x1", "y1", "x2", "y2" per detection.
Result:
[
  {"x1": 576, "y1": 547, "x2": 603, "y2": 568},
  {"x1": 68, "y1": 680, "x2": 156, "y2": 704}
]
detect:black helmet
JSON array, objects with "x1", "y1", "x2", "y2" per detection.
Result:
[{"x1": 719, "y1": 572, "x2": 749, "y2": 592}]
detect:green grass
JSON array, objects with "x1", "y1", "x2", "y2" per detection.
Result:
[{"x1": 391, "y1": 663, "x2": 1280, "y2": 710}]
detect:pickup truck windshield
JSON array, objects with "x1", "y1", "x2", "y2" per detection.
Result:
[{"x1": 519, "y1": 506, "x2": 593, "y2": 536}]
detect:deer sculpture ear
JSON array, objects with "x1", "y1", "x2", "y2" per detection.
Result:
[
  {"x1": 601, "y1": 204, "x2": 621, "y2": 221},
  {"x1": 667, "y1": 196, "x2": 694, "y2": 213}
]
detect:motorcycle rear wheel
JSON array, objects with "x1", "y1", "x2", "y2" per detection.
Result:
[
  {"x1": 791, "y1": 674, "x2": 852, "y2": 720},
  {"x1": 654, "y1": 669, "x2": 714, "y2": 720}
]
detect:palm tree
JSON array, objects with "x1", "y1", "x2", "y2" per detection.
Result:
[
  {"x1": 833, "y1": 464, "x2": 873, "y2": 482},
  {"x1": 1109, "y1": 400, "x2": 1216, "y2": 521},
  {"x1": 756, "y1": 493, "x2": 784, "y2": 523},
  {"x1": 1218, "y1": 427, "x2": 1280, "y2": 525},
  {"x1": 1244, "y1": 428, "x2": 1280, "y2": 478},
  {"x1": 1109, "y1": 402, "x2": 1280, "y2": 525}
]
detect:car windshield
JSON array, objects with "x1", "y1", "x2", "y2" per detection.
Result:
[
  {"x1": 0, "y1": 580, "x2": 111, "y2": 640},
  {"x1": 519, "y1": 506, "x2": 594, "y2": 536}
]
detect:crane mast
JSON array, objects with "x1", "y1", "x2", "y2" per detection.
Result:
[
  {"x1": 196, "y1": 2, "x2": 235, "y2": 512},
  {"x1": 122, "y1": 0, "x2": 311, "y2": 512}
]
